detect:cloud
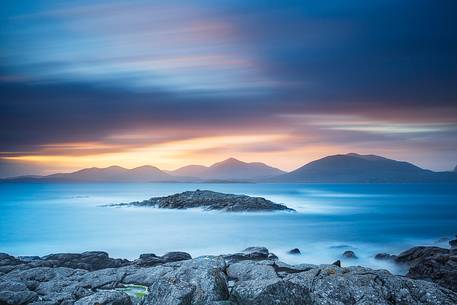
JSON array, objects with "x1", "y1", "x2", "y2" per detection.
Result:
[{"x1": 0, "y1": 0, "x2": 456, "y2": 175}]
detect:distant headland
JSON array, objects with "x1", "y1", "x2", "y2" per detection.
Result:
[{"x1": 2, "y1": 153, "x2": 457, "y2": 183}]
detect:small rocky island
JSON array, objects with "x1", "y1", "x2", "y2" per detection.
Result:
[
  {"x1": 1, "y1": 240, "x2": 457, "y2": 305},
  {"x1": 108, "y1": 190, "x2": 294, "y2": 212}
]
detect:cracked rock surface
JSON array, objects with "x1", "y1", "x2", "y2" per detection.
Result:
[{"x1": 1, "y1": 247, "x2": 457, "y2": 305}]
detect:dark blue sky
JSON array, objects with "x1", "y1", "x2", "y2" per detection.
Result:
[{"x1": 1, "y1": 0, "x2": 456, "y2": 176}]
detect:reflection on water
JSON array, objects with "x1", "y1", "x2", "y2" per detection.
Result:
[{"x1": 0, "y1": 183, "x2": 456, "y2": 274}]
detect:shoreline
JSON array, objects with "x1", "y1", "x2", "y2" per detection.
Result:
[{"x1": 1, "y1": 241, "x2": 456, "y2": 305}]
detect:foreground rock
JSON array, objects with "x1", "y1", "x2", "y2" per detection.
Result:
[
  {"x1": 1, "y1": 248, "x2": 457, "y2": 305},
  {"x1": 395, "y1": 246, "x2": 457, "y2": 293},
  {"x1": 109, "y1": 190, "x2": 294, "y2": 212}
]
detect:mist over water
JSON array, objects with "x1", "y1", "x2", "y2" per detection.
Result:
[{"x1": 1, "y1": 183, "x2": 456, "y2": 274}]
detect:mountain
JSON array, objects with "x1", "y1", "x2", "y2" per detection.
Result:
[
  {"x1": 269, "y1": 153, "x2": 457, "y2": 183},
  {"x1": 9, "y1": 165, "x2": 175, "y2": 182},
  {"x1": 2, "y1": 154, "x2": 455, "y2": 183},
  {"x1": 168, "y1": 165, "x2": 208, "y2": 177},
  {"x1": 170, "y1": 158, "x2": 286, "y2": 181}
]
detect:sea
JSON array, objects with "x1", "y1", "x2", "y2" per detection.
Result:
[{"x1": 1, "y1": 182, "x2": 456, "y2": 274}]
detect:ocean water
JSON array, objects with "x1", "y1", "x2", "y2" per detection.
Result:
[{"x1": 1, "y1": 183, "x2": 456, "y2": 274}]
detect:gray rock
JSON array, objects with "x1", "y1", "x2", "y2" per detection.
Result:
[
  {"x1": 287, "y1": 248, "x2": 301, "y2": 255},
  {"x1": 223, "y1": 247, "x2": 270, "y2": 264},
  {"x1": 374, "y1": 252, "x2": 397, "y2": 260},
  {"x1": 450, "y1": 236, "x2": 457, "y2": 249},
  {"x1": 230, "y1": 262, "x2": 457, "y2": 305},
  {"x1": 74, "y1": 290, "x2": 132, "y2": 305},
  {"x1": 342, "y1": 250, "x2": 358, "y2": 259},
  {"x1": 161, "y1": 252, "x2": 192, "y2": 263},
  {"x1": 0, "y1": 290, "x2": 38, "y2": 305},
  {"x1": 134, "y1": 253, "x2": 162, "y2": 267},
  {"x1": 395, "y1": 246, "x2": 457, "y2": 292},
  {"x1": 144, "y1": 256, "x2": 229, "y2": 304},
  {"x1": 111, "y1": 190, "x2": 294, "y2": 212},
  {"x1": 17, "y1": 256, "x2": 41, "y2": 263},
  {"x1": 2, "y1": 248, "x2": 457, "y2": 305},
  {"x1": 41, "y1": 251, "x2": 130, "y2": 271},
  {"x1": 147, "y1": 278, "x2": 194, "y2": 305},
  {"x1": 0, "y1": 253, "x2": 21, "y2": 267}
]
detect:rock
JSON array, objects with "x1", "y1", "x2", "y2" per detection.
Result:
[
  {"x1": 18, "y1": 256, "x2": 41, "y2": 263},
  {"x1": 111, "y1": 190, "x2": 294, "y2": 212},
  {"x1": 1, "y1": 248, "x2": 457, "y2": 305},
  {"x1": 374, "y1": 252, "x2": 397, "y2": 260},
  {"x1": 342, "y1": 250, "x2": 358, "y2": 259},
  {"x1": 147, "y1": 277, "x2": 194, "y2": 305},
  {"x1": 241, "y1": 247, "x2": 269, "y2": 259},
  {"x1": 287, "y1": 248, "x2": 301, "y2": 255},
  {"x1": 450, "y1": 236, "x2": 457, "y2": 249},
  {"x1": 223, "y1": 247, "x2": 270, "y2": 264},
  {"x1": 394, "y1": 246, "x2": 457, "y2": 292},
  {"x1": 0, "y1": 253, "x2": 21, "y2": 267},
  {"x1": 395, "y1": 246, "x2": 449, "y2": 265},
  {"x1": 134, "y1": 253, "x2": 162, "y2": 267},
  {"x1": 74, "y1": 290, "x2": 132, "y2": 305},
  {"x1": 146, "y1": 256, "x2": 229, "y2": 304},
  {"x1": 332, "y1": 260, "x2": 341, "y2": 267},
  {"x1": 230, "y1": 262, "x2": 457, "y2": 305},
  {"x1": 161, "y1": 252, "x2": 192, "y2": 263},
  {"x1": 0, "y1": 290, "x2": 38, "y2": 305},
  {"x1": 267, "y1": 253, "x2": 278, "y2": 260},
  {"x1": 41, "y1": 251, "x2": 131, "y2": 271}
]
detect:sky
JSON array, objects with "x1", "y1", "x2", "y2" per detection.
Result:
[{"x1": 0, "y1": 0, "x2": 456, "y2": 177}]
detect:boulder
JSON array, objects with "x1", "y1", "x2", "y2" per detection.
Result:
[
  {"x1": 0, "y1": 290, "x2": 38, "y2": 305},
  {"x1": 223, "y1": 247, "x2": 269, "y2": 264},
  {"x1": 161, "y1": 252, "x2": 192, "y2": 263},
  {"x1": 450, "y1": 236, "x2": 457, "y2": 249},
  {"x1": 374, "y1": 252, "x2": 397, "y2": 260},
  {"x1": 134, "y1": 253, "x2": 162, "y2": 267},
  {"x1": 230, "y1": 262, "x2": 457, "y2": 305},
  {"x1": 74, "y1": 290, "x2": 132, "y2": 305},
  {"x1": 287, "y1": 248, "x2": 301, "y2": 255},
  {"x1": 394, "y1": 246, "x2": 457, "y2": 292},
  {"x1": 342, "y1": 250, "x2": 358, "y2": 259},
  {"x1": 41, "y1": 251, "x2": 131, "y2": 271}
]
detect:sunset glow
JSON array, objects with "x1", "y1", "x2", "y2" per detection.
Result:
[{"x1": 1, "y1": 0, "x2": 456, "y2": 177}]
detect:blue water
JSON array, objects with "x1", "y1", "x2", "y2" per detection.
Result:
[{"x1": 1, "y1": 183, "x2": 456, "y2": 274}]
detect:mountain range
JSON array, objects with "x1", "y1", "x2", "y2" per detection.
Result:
[{"x1": 2, "y1": 153, "x2": 456, "y2": 183}]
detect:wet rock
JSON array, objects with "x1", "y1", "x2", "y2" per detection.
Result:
[
  {"x1": 74, "y1": 290, "x2": 132, "y2": 305},
  {"x1": 111, "y1": 190, "x2": 294, "y2": 212},
  {"x1": 0, "y1": 253, "x2": 21, "y2": 267},
  {"x1": 0, "y1": 290, "x2": 38, "y2": 305},
  {"x1": 161, "y1": 252, "x2": 191, "y2": 263},
  {"x1": 146, "y1": 256, "x2": 229, "y2": 304},
  {"x1": 1, "y1": 248, "x2": 457, "y2": 305},
  {"x1": 230, "y1": 262, "x2": 457, "y2": 305},
  {"x1": 342, "y1": 250, "x2": 358, "y2": 259},
  {"x1": 395, "y1": 246, "x2": 457, "y2": 292},
  {"x1": 287, "y1": 248, "x2": 301, "y2": 255},
  {"x1": 375, "y1": 252, "x2": 397, "y2": 260},
  {"x1": 223, "y1": 247, "x2": 270, "y2": 264},
  {"x1": 332, "y1": 260, "x2": 341, "y2": 267},
  {"x1": 41, "y1": 251, "x2": 131, "y2": 271},
  {"x1": 134, "y1": 253, "x2": 162, "y2": 267},
  {"x1": 450, "y1": 236, "x2": 457, "y2": 249}
]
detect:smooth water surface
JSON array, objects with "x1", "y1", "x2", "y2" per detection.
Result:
[{"x1": 1, "y1": 183, "x2": 456, "y2": 274}]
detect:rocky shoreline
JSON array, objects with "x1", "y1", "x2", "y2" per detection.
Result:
[
  {"x1": 108, "y1": 190, "x2": 294, "y2": 212},
  {"x1": 1, "y1": 239, "x2": 457, "y2": 305}
]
